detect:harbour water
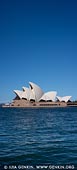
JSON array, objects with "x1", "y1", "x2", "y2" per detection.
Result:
[{"x1": 0, "y1": 107, "x2": 77, "y2": 169}]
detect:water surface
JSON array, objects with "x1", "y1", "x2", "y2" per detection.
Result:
[{"x1": 0, "y1": 107, "x2": 77, "y2": 169}]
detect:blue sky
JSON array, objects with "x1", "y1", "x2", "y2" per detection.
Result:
[{"x1": 0, "y1": 0, "x2": 77, "y2": 103}]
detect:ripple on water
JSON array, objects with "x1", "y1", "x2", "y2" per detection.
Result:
[{"x1": 0, "y1": 107, "x2": 77, "y2": 167}]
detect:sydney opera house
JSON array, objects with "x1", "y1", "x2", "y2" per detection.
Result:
[{"x1": 4, "y1": 82, "x2": 72, "y2": 107}]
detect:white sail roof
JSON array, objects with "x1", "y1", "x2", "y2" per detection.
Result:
[
  {"x1": 29, "y1": 82, "x2": 44, "y2": 101},
  {"x1": 14, "y1": 82, "x2": 71, "y2": 103},
  {"x1": 39, "y1": 91, "x2": 57, "y2": 101},
  {"x1": 56, "y1": 96, "x2": 72, "y2": 102},
  {"x1": 14, "y1": 90, "x2": 23, "y2": 99},
  {"x1": 22, "y1": 87, "x2": 30, "y2": 100}
]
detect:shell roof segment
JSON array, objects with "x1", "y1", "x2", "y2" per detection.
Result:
[
  {"x1": 14, "y1": 82, "x2": 72, "y2": 102},
  {"x1": 39, "y1": 91, "x2": 57, "y2": 101},
  {"x1": 29, "y1": 82, "x2": 44, "y2": 102},
  {"x1": 56, "y1": 96, "x2": 72, "y2": 102}
]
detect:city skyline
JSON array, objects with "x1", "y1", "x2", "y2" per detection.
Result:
[{"x1": 0, "y1": 0, "x2": 77, "y2": 103}]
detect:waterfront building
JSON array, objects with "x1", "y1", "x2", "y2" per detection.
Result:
[
  {"x1": 2, "y1": 82, "x2": 72, "y2": 108},
  {"x1": 14, "y1": 82, "x2": 57, "y2": 102}
]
